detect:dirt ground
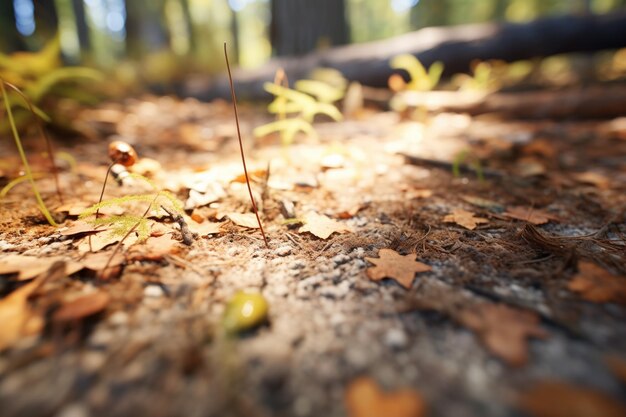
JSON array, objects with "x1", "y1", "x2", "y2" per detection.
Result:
[{"x1": 1, "y1": 94, "x2": 625, "y2": 417}]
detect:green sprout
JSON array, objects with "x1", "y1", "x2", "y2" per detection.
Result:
[
  {"x1": 390, "y1": 54, "x2": 444, "y2": 92},
  {"x1": 452, "y1": 149, "x2": 485, "y2": 182},
  {"x1": 254, "y1": 70, "x2": 344, "y2": 146}
]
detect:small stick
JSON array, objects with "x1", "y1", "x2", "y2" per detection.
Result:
[
  {"x1": 224, "y1": 42, "x2": 269, "y2": 249},
  {"x1": 161, "y1": 205, "x2": 194, "y2": 245}
]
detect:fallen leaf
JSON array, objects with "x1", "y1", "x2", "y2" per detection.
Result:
[
  {"x1": 365, "y1": 249, "x2": 431, "y2": 289},
  {"x1": 53, "y1": 291, "x2": 110, "y2": 323},
  {"x1": 128, "y1": 233, "x2": 180, "y2": 261},
  {"x1": 405, "y1": 189, "x2": 433, "y2": 199},
  {"x1": 0, "y1": 261, "x2": 66, "y2": 350},
  {"x1": 0, "y1": 255, "x2": 82, "y2": 281},
  {"x1": 299, "y1": 211, "x2": 351, "y2": 239},
  {"x1": 458, "y1": 303, "x2": 547, "y2": 367},
  {"x1": 345, "y1": 376, "x2": 426, "y2": 417},
  {"x1": 80, "y1": 251, "x2": 126, "y2": 271},
  {"x1": 443, "y1": 208, "x2": 488, "y2": 230},
  {"x1": 519, "y1": 380, "x2": 626, "y2": 417},
  {"x1": 59, "y1": 220, "x2": 107, "y2": 237},
  {"x1": 568, "y1": 262, "x2": 626, "y2": 305},
  {"x1": 55, "y1": 202, "x2": 90, "y2": 216},
  {"x1": 230, "y1": 169, "x2": 268, "y2": 183},
  {"x1": 572, "y1": 171, "x2": 611, "y2": 189},
  {"x1": 187, "y1": 220, "x2": 223, "y2": 236},
  {"x1": 228, "y1": 212, "x2": 261, "y2": 229},
  {"x1": 503, "y1": 206, "x2": 559, "y2": 225}
]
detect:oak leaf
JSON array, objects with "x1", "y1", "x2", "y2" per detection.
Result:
[
  {"x1": 345, "y1": 377, "x2": 426, "y2": 417},
  {"x1": 520, "y1": 380, "x2": 626, "y2": 417},
  {"x1": 458, "y1": 303, "x2": 547, "y2": 367},
  {"x1": 503, "y1": 206, "x2": 559, "y2": 225},
  {"x1": 365, "y1": 249, "x2": 431, "y2": 289},
  {"x1": 443, "y1": 208, "x2": 488, "y2": 230},
  {"x1": 299, "y1": 211, "x2": 351, "y2": 239},
  {"x1": 568, "y1": 262, "x2": 626, "y2": 305}
]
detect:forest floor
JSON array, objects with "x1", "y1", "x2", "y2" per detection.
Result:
[{"x1": 1, "y1": 93, "x2": 626, "y2": 417}]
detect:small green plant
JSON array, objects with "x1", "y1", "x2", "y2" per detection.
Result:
[
  {"x1": 0, "y1": 35, "x2": 103, "y2": 133},
  {"x1": 254, "y1": 69, "x2": 344, "y2": 146},
  {"x1": 0, "y1": 79, "x2": 59, "y2": 226},
  {"x1": 389, "y1": 54, "x2": 444, "y2": 93},
  {"x1": 452, "y1": 149, "x2": 485, "y2": 182}
]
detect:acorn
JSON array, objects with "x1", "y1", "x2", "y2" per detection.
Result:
[
  {"x1": 222, "y1": 291, "x2": 269, "y2": 334},
  {"x1": 108, "y1": 140, "x2": 137, "y2": 167}
]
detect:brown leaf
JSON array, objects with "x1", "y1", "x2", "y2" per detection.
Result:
[
  {"x1": 345, "y1": 377, "x2": 426, "y2": 417},
  {"x1": 80, "y1": 251, "x2": 126, "y2": 271},
  {"x1": 568, "y1": 262, "x2": 626, "y2": 305},
  {"x1": 503, "y1": 206, "x2": 559, "y2": 225},
  {"x1": 187, "y1": 220, "x2": 223, "y2": 237},
  {"x1": 0, "y1": 255, "x2": 82, "y2": 281},
  {"x1": 53, "y1": 292, "x2": 110, "y2": 323},
  {"x1": 299, "y1": 211, "x2": 351, "y2": 239},
  {"x1": 443, "y1": 208, "x2": 488, "y2": 230},
  {"x1": 519, "y1": 380, "x2": 626, "y2": 417},
  {"x1": 458, "y1": 303, "x2": 547, "y2": 367},
  {"x1": 572, "y1": 171, "x2": 611, "y2": 189},
  {"x1": 0, "y1": 261, "x2": 67, "y2": 350},
  {"x1": 128, "y1": 234, "x2": 180, "y2": 261},
  {"x1": 228, "y1": 212, "x2": 261, "y2": 229},
  {"x1": 59, "y1": 220, "x2": 107, "y2": 237},
  {"x1": 460, "y1": 195, "x2": 504, "y2": 211},
  {"x1": 231, "y1": 169, "x2": 268, "y2": 183},
  {"x1": 365, "y1": 249, "x2": 431, "y2": 289}
]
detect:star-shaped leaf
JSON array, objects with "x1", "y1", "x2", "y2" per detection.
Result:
[
  {"x1": 299, "y1": 211, "x2": 351, "y2": 239},
  {"x1": 503, "y1": 206, "x2": 559, "y2": 225},
  {"x1": 443, "y1": 208, "x2": 488, "y2": 230},
  {"x1": 365, "y1": 249, "x2": 431, "y2": 289},
  {"x1": 568, "y1": 262, "x2": 626, "y2": 305}
]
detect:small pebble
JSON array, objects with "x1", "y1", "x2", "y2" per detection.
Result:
[
  {"x1": 143, "y1": 285, "x2": 164, "y2": 298},
  {"x1": 274, "y1": 245, "x2": 292, "y2": 257},
  {"x1": 384, "y1": 328, "x2": 408, "y2": 349},
  {"x1": 332, "y1": 253, "x2": 351, "y2": 265}
]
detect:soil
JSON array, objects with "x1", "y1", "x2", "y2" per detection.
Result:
[{"x1": 1, "y1": 94, "x2": 625, "y2": 417}]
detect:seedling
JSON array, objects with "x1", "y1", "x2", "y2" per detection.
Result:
[
  {"x1": 0, "y1": 35, "x2": 103, "y2": 133},
  {"x1": 388, "y1": 54, "x2": 443, "y2": 120},
  {"x1": 452, "y1": 149, "x2": 485, "y2": 182},
  {"x1": 0, "y1": 79, "x2": 60, "y2": 226},
  {"x1": 254, "y1": 69, "x2": 344, "y2": 146}
]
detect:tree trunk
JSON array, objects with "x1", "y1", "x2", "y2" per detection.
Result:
[
  {"x1": 71, "y1": 0, "x2": 90, "y2": 52},
  {"x1": 270, "y1": 0, "x2": 348, "y2": 56},
  {"x1": 184, "y1": 11, "x2": 626, "y2": 101}
]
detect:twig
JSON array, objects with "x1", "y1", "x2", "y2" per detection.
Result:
[
  {"x1": 224, "y1": 42, "x2": 269, "y2": 248},
  {"x1": 400, "y1": 153, "x2": 505, "y2": 179},
  {"x1": 161, "y1": 205, "x2": 194, "y2": 245}
]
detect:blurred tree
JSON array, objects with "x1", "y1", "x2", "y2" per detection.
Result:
[
  {"x1": 410, "y1": 0, "x2": 450, "y2": 28},
  {"x1": 0, "y1": 1, "x2": 24, "y2": 53},
  {"x1": 125, "y1": 0, "x2": 170, "y2": 58},
  {"x1": 71, "y1": 0, "x2": 90, "y2": 52},
  {"x1": 270, "y1": 0, "x2": 349, "y2": 56}
]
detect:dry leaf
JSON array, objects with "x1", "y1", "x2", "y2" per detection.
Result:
[
  {"x1": 59, "y1": 220, "x2": 107, "y2": 237},
  {"x1": 228, "y1": 212, "x2": 261, "y2": 229},
  {"x1": 0, "y1": 261, "x2": 66, "y2": 350},
  {"x1": 365, "y1": 249, "x2": 431, "y2": 289},
  {"x1": 458, "y1": 303, "x2": 547, "y2": 367},
  {"x1": 503, "y1": 206, "x2": 559, "y2": 225},
  {"x1": 55, "y1": 202, "x2": 90, "y2": 216},
  {"x1": 443, "y1": 208, "x2": 488, "y2": 230},
  {"x1": 80, "y1": 251, "x2": 126, "y2": 271},
  {"x1": 299, "y1": 211, "x2": 351, "y2": 239},
  {"x1": 520, "y1": 380, "x2": 626, "y2": 417},
  {"x1": 231, "y1": 169, "x2": 268, "y2": 183},
  {"x1": 0, "y1": 255, "x2": 82, "y2": 281},
  {"x1": 345, "y1": 377, "x2": 426, "y2": 417},
  {"x1": 568, "y1": 262, "x2": 626, "y2": 305},
  {"x1": 187, "y1": 220, "x2": 223, "y2": 237},
  {"x1": 53, "y1": 292, "x2": 110, "y2": 323},
  {"x1": 128, "y1": 234, "x2": 180, "y2": 261},
  {"x1": 572, "y1": 171, "x2": 611, "y2": 189}
]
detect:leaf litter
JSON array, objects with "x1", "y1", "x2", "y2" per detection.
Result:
[{"x1": 0, "y1": 91, "x2": 625, "y2": 417}]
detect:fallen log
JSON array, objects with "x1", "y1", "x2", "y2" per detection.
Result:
[
  {"x1": 394, "y1": 84, "x2": 626, "y2": 119},
  {"x1": 183, "y1": 11, "x2": 626, "y2": 101}
]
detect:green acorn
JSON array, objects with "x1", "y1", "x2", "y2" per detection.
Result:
[{"x1": 222, "y1": 291, "x2": 269, "y2": 334}]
